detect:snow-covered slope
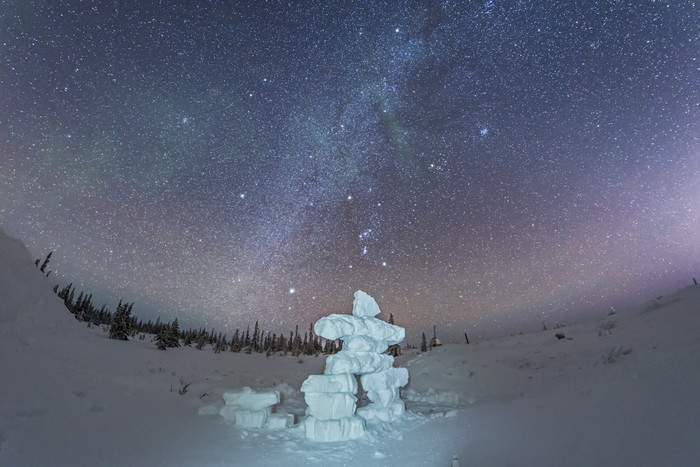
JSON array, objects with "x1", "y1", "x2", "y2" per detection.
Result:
[
  {"x1": 0, "y1": 228, "x2": 81, "y2": 341},
  {"x1": 1, "y1": 227, "x2": 699, "y2": 466}
]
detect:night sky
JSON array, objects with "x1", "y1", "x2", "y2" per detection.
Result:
[{"x1": 1, "y1": 1, "x2": 698, "y2": 342}]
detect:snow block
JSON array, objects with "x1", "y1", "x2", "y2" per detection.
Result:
[
  {"x1": 222, "y1": 386, "x2": 279, "y2": 411},
  {"x1": 365, "y1": 387, "x2": 400, "y2": 406},
  {"x1": 301, "y1": 373, "x2": 357, "y2": 394},
  {"x1": 343, "y1": 335, "x2": 389, "y2": 353},
  {"x1": 234, "y1": 408, "x2": 270, "y2": 428},
  {"x1": 314, "y1": 315, "x2": 405, "y2": 345},
  {"x1": 324, "y1": 351, "x2": 394, "y2": 375},
  {"x1": 356, "y1": 401, "x2": 405, "y2": 424},
  {"x1": 304, "y1": 392, "x2": 357, "y2": 420},
  {"x1": 266, "y1": 413, "x2": 293, "y2": 430},
  {"x1": 219, "y1": 406, "x2": 271, "y2": 428},
  {"x1": 361, "y1": 367, "x2": 409, "y2": 393},
  {"x1": 197, "y1": 404, "x2": 221, "y2": 416},
  {"x1": 303, "y1": 416, "x2": 365, "y2": 442},
  {"x1": 352, "y1": 290, "x2": 381, "y2": 317},
  {"x1": 218, "y1": 404, "x2": 238, "y2": 422}
]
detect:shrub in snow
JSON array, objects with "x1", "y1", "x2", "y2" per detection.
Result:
[
  {"x1": 301, "y1": 290, "x2": 409, "y2": 442},
  {"x1": 601, "y1": 346, "x2": 633, "y2": 364}
]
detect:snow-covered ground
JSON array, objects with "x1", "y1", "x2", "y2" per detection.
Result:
[{"x1": 1, "y1": 227, "x2": 699, "y2": 466}]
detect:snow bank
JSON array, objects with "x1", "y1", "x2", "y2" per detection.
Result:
[{"x1": 0, "y1": 228, "x2": 79, "y2": 341}]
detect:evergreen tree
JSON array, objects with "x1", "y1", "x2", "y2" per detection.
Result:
[
  {"x1": 36, "y1": 251, "x2": 52, "y2": 274},
  {"x1": 252, "y1": 321, "x2": 259, "y2": 352},
  {"x1": 421, "y1": 332, "x2": 427, "y2": 352},
  {"x1": 195, "y1": 333, "x2": 206, "y2": 350},
  {"x1": 155, "y1": 330, "x2": 168, "y2": 350},
  {"x1": 385, "y1": 314, "x2": 401, "y2": 356},
  {"x1": 230, "y1": 329, "x2": 241, "y2": 352},
  {"x1": 387, "y1": 343, "x2": 401, "y2": 357},
  {"x1": 165, "y1": 322, "x2": 181, "y2": 348},
  {"x1": 109, "y1": 301, "x2": 132, "y2": 340},
  {"x1": 183, "y1": 332, "x2": 193, "y2": 347},
  {"x1": 155, "y1": 320, "x2": 181, "y2": 350}
]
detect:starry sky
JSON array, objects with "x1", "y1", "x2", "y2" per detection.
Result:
[{"x1": 1, "y1": 0, "x2": 698, "y2": 342}]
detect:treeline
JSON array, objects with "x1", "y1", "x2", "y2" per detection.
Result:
[
  {"x1": 36, "y1": 251, "x2": 411, "y2": 357},
  {"x1": 52, "y1": 281, "x2": 340, "y2": 356}
]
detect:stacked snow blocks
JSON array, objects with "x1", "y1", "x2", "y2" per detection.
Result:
[
  {"x1": 219, "y1": 386, "x2": 289, "y2": 429},
  {"x1": 301, "y1": 290, "x2": 409, "y2": 442},
  {"x1": 301, "y1": 373, "x2": 364, "y2": 442}
]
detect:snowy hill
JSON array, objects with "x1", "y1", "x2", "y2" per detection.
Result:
[{"x1": 1, "y1": 227, "x2": 699, "y2": 466}]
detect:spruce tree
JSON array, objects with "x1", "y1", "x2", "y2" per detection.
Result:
[
  {"x1": 252, "y1": 321, "x2": 259, "y2": 352},
  {"x1": 155, "y1": 330, "x2": 168, "y2": 350},
  {"x1": 165, "y1": 321, "x2": 181, "y2": 348},
  {"x1": 420, "y1": 332, "x2": 427, "y2": 352},
  {"x1": 154, "y1": 321, "x2": 181, "y2": 350},
  {"x1": 36, "y1": 251, "x2": 52, "y2": 274},
  {"x1": 109, "y1": 301, "x2": 132, "y2": 341},
  {"x1": 171, "y1": 318, "x2": 180, "y2": 339}
]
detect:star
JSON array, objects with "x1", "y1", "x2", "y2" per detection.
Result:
[{"x1": 0, "y1": 0, "x2": 696, "y2": 343}]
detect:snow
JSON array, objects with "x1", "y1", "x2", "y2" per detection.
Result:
[
  {"x1": 361, "y1": 367, "x2": 408, "y2": 406},
  {"x1": 222, "y1": 386, "x2": 280, "y2": 411},
  {"x1": 303, "y1": 416, "x2": 366, "y2": 443},
  {"x1": 324, "y1": 351, "x2": 395, "y2": 375},
  {"x1": 301, "y1": 373, "x2": 358, "y2": 394},
  {"x1": 220, "y1": 406, "x2": 270, "y2": 428},
  {"x1": 215, "y1": 387, "x2": 281, "y2": 428},
  {"x1": 315, "y1": 315, "x2": 404, "y2": 344},
  {"x1": 351, "y1": 290, "x2": 382, "y2": 317},
  {"x1": 1, "y1": 227, "x2": 700, "y2": 465},
  {"x1": 343, "y1": 335, "x2": 389, "y2": 353},
  {"x1": 304, "y1": 392, "x2": 357, "y2": 420}
]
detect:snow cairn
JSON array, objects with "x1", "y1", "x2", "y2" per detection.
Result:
[{"x1": 301, "y1": 290, "x2": 409, "y2": 442}]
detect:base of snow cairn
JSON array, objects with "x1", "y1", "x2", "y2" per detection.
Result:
[
  {"x1": 301, "y1": 290, "x2": 409, "y2": 442},
  {"x1": 303, "y1": 416, "x2": 366, "y2": 442}
]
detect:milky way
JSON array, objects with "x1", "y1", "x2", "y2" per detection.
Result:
[{"x1": 1, "y1": 1, "x2": 698, "y2": 341}]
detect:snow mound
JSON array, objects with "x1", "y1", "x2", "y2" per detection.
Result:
[{"x1": 0, "y1": 227, "x2": 84, "y2": 342}]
